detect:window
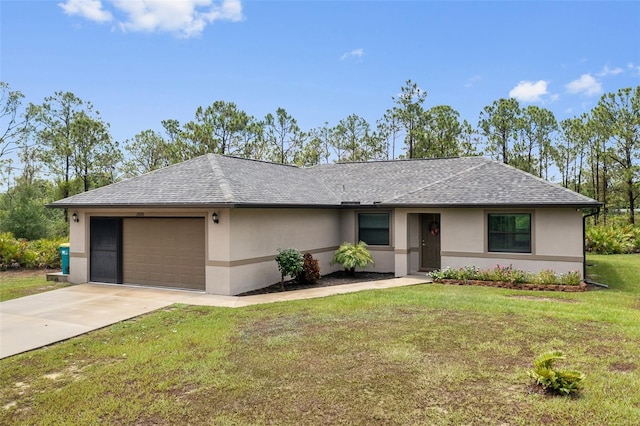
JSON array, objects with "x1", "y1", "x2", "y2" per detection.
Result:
[
  {"x1": 358, "y1": 213, "x2": 390, "y2": 245},
  {"x1": 488, "y1": 213, "x2": 531, "y2": 253}
]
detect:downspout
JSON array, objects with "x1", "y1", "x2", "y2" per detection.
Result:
[{"x1": 582, "y1": 207, "x2": 608, "y2": 288}]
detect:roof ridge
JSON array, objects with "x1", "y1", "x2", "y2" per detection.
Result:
[
  {"x1": 309, "y1": 156, "x2": 467, "y2": 168},
  {"x1": 207, "y1": 154, "x2": 236, "y2": 203},
  {"x1": 382, "y1": 158, "x2": 488, "y2": 203},
  {"x1": 219, "y1": 154, "x2": 300, "y2": 168}
]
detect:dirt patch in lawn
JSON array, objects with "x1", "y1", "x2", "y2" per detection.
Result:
[
  {"x1": 510, "y1": 295, "x2": 579, "y2": 303},
  {"x1": 609, "y1": 362, "x2": 637, "y2": 373},
  {"x1": 237, "y1": 271, "x2": 395, "y2": 296}
]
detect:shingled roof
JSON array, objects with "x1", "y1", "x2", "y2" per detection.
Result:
[{"x1": 50, "y1": 154, "x2": 599, "y2": 208}]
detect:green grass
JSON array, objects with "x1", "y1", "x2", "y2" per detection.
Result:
[
  {"x1": 1, "y1": 254, "x2": 639, "y2": 425},
  {"x1": 0, "y1": 270, "x2": 71, "y2": 302}
]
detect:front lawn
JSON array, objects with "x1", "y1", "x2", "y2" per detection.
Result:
[
  {"x1": 0, "y1": 270, "x2": 70, "y2": 302},
  {"x1": 1, "y1": 254, "x2": 639, "y2": 424}
]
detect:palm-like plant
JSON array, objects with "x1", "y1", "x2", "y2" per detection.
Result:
[
  {"x1": 528, "y1": 350, "x2": 585, "y2": 396},
  {"x1": 331, "y1": 241, "x2": 375, "y2": 276}
]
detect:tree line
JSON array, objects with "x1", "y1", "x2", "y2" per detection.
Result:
[{"x1": 1, "y1": 80, "x2": 638, "y2": 240}]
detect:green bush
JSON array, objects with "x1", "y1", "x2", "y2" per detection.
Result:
[
  {"x1": 275, "y1": 248, "x2": 304, "y2": 291},
  {"x1": 528, "y1": 350, "x2": 585, "y2": 396},
  {"x1": 296, "y1": 252, "x2": 320, "y2": 284},
  {"x1": 0, "y1": 232, "x2": 25, "y2": 269},
  {"x1": 586, "y1": 224, "x2": 637, "y2": 254},
  {"x1": 331, "y1": 241, "x2": 375, "y2": 276},
  {"x1": 0, "y1": 232, "x2": 66, "y2": 270}
]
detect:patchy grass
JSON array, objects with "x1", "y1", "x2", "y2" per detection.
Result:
[
  {"x1": 586, "y1": 253, "x2": 639, "y2": 293},
  {"x1": 0, "y1": 255, "x2": 639, "y2": 424},
  {"x1": 0, "y1": 270, "x2": 70, "y2": 302}
]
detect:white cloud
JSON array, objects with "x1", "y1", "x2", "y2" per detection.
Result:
[
  {"x1": 58, "y1": 0, "x2": 243, "y2": 38},
  {"x1": 465, "y1": 75, "x2": 482, "y2": 88},
  {"x1": 59, "y1": 0, "x2": 113, "y2": 23},
  {"x1": 628, "y1": 63, "x2": 640, "y2": 76},
  {"x1": 565, "y1": 74, "x2": 602, "y2": 97},
  {"x1": 340, "y1": 48, "x2": 364, "y2": 61},
  {"x1": 508, "y1": 80, "x2": 549, "y2": 102},
  {"x1": 596, "y1": 65, "x2": 624, "y2": 77}
]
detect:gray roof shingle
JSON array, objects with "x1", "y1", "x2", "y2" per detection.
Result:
[{"x1": 50, "y1": 154, "x2": 600, "y2": 208}]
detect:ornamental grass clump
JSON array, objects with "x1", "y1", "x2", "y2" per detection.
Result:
[
  {"x1": 331, "y1": 241, "x2": 375, "y2": 276},
  {"x1": 528, "y1": 350, "x2": 585, "y2": 396}
]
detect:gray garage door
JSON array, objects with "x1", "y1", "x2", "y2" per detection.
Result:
[{"x1": 122, "y1": 218, "x2": 205, "y2": 290}]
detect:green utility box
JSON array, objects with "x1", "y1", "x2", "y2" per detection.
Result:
[{"x1": 59, "y1": 243, "x2": 70, "y2": 275}]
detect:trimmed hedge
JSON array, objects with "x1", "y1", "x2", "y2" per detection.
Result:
[{"x1": 0, "y1": 232, "x2": 67, "y2": 270}]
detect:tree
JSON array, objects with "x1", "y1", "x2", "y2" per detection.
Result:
[
  {"x1": 307, "y1": 122, "x2": 333, "y2": 164},
  {"x1": 265, "y1": 108, "x2": 304, "y2": 164},
  {"x1": 160, "y1": 118, "x2": 190, "y2": 164},
  {"x1": 415, "y1": 105, "x2": 463, "y2": 158},
  {"x1": 294, "y1": 134, "x2": 325, "y2": 167},
  {"x1": 31, "y1": 92, "x2": 89, "y2": 200},
  {"x1": 377, "y1": 111, "x2": 401, "y2": 160},
  {"x1": 458, "y1": 120, "x2": 481, "y2": 156},
  {"x1": 391, "y1": 80, "x2": 428, "y2": 159},
  {"x1": 275, "y1": 248, "x2": 303, "y2": 291},
  {"x1": 236, "y1": 120, "x2": 269, "y2": 161},
  {"x1": 479, "y1": 98, "x2": 521, "y2": 165},
  {"x1": 332, "y1": 114, "x2": 382, "y2": 162},
  {"x1": 518, "y1": 105, "x2": 557, "y2": 178},
  {"x1": 0, "y1": 177, "x2": 63, "y2": 240},
  {"x1": 123, "y1": 129, "x2": 171, "y2": 176},
  {"x1": 557, "y1": 116, "x2": 589, "y2": 193},
  {"x1": 0, "y1": 82, "x2": 30, "y2": 160},
  {"x1": 592, "y1": 86, "x2": 640, "y2": 224},
  {"x1": 180, "y1": 101, "x2": 251, "y2": 158},
  {"x1": 30, "y1": 92, "x2": 119, "y2": 202},
  {"x1": 70, "y1": 111, "x2": 121, "y2": 192}
]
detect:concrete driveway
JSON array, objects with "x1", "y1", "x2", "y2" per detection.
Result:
[{"x1": 1, "y1": 276, "x2": 428, "y2": 359}]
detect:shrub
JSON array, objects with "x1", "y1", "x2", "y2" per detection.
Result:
[
  {"x1": 528, "y1": 350, "x2": 585, "y2": 396},
  {"x1": 275, "y1": 248, "x2": 303, "y2": 291},
  {"x1": 0, "y1": 232, "x2": 25, "y2": 269},
  {"x1": 0, "y1": 233, "x2": 65, "y2": 270},
  {"x1": 27, "y1": 237, "x2": 67, "y2": 269},
  {"x1": 297, "y1": 252, "x2": 320, "y2": 284},
  {"x1": 586, "y1": 225, "x2": 636, "y2": 254},
  {"x1": 331, "y1": 241, "x2": 375, "y2": 276}
]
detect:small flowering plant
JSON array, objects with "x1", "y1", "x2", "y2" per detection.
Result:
[{"x1": 428, "y1": 265, "x2": 582, "y2": 286}]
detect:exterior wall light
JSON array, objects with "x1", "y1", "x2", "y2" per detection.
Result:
[
  {"x1": 72, "y1": 212, "x2": 79, "y2": 223},
  {"x1": 212, "y1": 212, "x2": 219, "y2": 224}
]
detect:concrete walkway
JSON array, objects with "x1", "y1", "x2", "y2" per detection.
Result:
[{"x1": 0, "y1": 275, "x2": 429, "y2": 359}]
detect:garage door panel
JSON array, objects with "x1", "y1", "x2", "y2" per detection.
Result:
[{"x1": 123, "y1": 218, "x2": 205, "y2": 290}]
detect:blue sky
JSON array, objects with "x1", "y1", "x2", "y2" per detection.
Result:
[{"x1": 2, "y1": 0, "x2": 639, "y2": 152}]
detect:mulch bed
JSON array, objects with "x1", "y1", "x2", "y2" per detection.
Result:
[{"x1": 237, "y1": 271, "x2": 395, "y2": 296}]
